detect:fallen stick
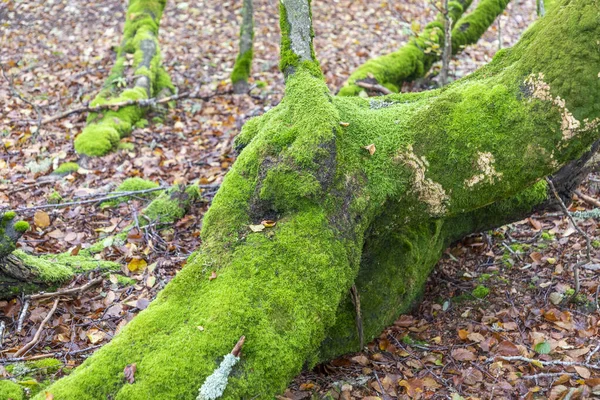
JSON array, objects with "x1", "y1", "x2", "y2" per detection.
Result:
[
  {"x1": 490, "y1": 355, "x2": 600, "y2": 370},
  {"x1": 356, "y1": 81, "x2": 394, "y2": 95},
  {"x1": 27, "y1": 277, "x2": 103, "y2": 301},
  {"x1": 1, "y1": 344, "x2": 103, "y2": 364},
  {"x1": 574, "y1": 189, "x2": 600, "y2": 208},
  {"x1": 14, "y1": 298, "x2": 60, "y2": 357}
]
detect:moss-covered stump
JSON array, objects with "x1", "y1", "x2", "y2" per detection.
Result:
[
  {"x1": 1, "y1": 184, "x2": 201, "y2": 299},
  {"x1": 338, "y1": 0, "x2": 511, "y2": 96},
  {"x1": 0, "y1": 379, "x2": 24, "y2": 400},
  {"x1": 34, "y1": 0, "x2": 600, "y2": 397},
  {"x1": 231, "y1": 0, "x2": 254, "y2": 94},
  {"x1": 74, "y1": 0, "x2": 174, "y2": 157}
]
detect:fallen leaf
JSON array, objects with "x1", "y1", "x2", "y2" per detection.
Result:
[
  {"x1": 261, "y1": 220, "x2": 276, "y2": 228},
  {"x1": 249, "y1": 224, "x2": 265, "y2": 232},
  {"x1": 45, "y1": 392, "x2": 54, "y2": 400},
  {"x1": 363, "y1": 144, "x2": 376, "y2": 155},
  {"x1": 209, "y1": 271, "x2": 217, "y2": 281},
  {"x1": 86, "y1": 328, "x2": 106, "y2": 344},
  {"x1": 496, "y1": 340, "x2": 520, "y2": 356},
  {"x1": 124, "y1": 363, "x2": 136, "y2": 384},
  {"x1": 351, "y1": 355, "x2": 370, "y2": 366},
  {"x1": 398, "y1": 378, "x2": 424, "y2": 398},
  {"x1": 451, "y1": 348, "x2": 476, "y2": 361},
  {"x1": 127, "y1": 258, "x2": 147, "y2": 272},
  {"x1": 467, "y1": 332, "x2": 485, "y2": 343},
  {"x1": 34, "y1": 210, "x2": 50, "y2": 228}
]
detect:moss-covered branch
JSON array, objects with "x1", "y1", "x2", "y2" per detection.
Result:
[
  {"x1": 33, "y1": 0, "x2": 600, "y2": 398},
  {"x1": 338, "y1": 0, "x2": 511, "y2": 96},
  {"x1": 231, "y1": 0, "x2": 254, "y2": 94},
  {"x1": 0, "y1": 184, "x2": 201, "y2": 299},
  {"x1": 74, "y1": 0, "x2": 174, "y2": 157}
]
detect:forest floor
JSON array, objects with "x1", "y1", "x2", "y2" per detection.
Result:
[{"x1": 1, "y1": 0, "x2": 599, "y2": 399}]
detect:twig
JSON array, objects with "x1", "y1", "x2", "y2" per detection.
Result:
[
  {"x1": 586, "y1": 342, "x2": 600, "y2": 364},
  {"x1": 574, "y1": 189, "x2": 600, "y2": 208},
  {"x1": 231, "y1": 335, "x2": 246, "y2": 357},
  {"x1": 16, "y1": 299, "x2": 29, "y2": 334},
  {"x1": 26, "y1": 277, "x2": 103, "y2": 301},
  {"x1": 490, "y1": 355, "x2": 600, "y2": 370},
  {"x1": 1, "y1": 344, "x2": 103, "y2": 364},
  {"x1": 0, "y1": 321, "x2": 5, "y2": 349},
  {"x1": 521, "y1": 372, "x2": 575, "y2": 380},
  {"x1": 0, "y1": 63, "x2": 42, "y2": 136},
  {"x1": 546, "y1": 177, "x2": 591, "y2": 294},
  {"x1": 18, "y1": 88, "x2": 234, "y2": 127},
  {"x1": 350, "y1": 285, "x2": 364, "y2": 349},
  {"x1": 14, "y1": 298, "x2": 60, "y2": 357},
  {"x1": 15, "y1": 186, "x2": 168, "y2": 213},
  {"x1": 356, "y1": 81, "x2": 393, "y2": 95}
]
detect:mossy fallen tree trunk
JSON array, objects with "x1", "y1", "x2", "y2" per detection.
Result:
[
  {"x1": 231, "y1": 0, "x2": 254, "y2": 94},
  {"x1": 74, "y1": 0, "x2": 174, "y2": 157},
  {"x1": 33, "y1": 0, "x2": 599, "y2": 398},
  {"x1": 338, "y1": 0, "x2": 511, "y2": 96},
  {"x1": 0, "y1": 185, "x2": 200, "y2": 299}
]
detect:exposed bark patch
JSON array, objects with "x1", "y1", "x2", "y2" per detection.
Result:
[
  {"x1": 248, "y1": 157, "x2": 279, "y2": 223},
  {"x1": 464, "y1": 151, "x2": 503, "y2": 188},
  {"x1": 395, "y1": 145, "x2": 449, "y2": 216},
  {"x1": 524, "y1": 73, "x2": 600, "y2": 141}
]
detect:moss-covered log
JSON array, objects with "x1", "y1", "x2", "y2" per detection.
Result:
[
  {"x1": 338, "y1": 0, "x2": 511, "y2": 96},
  {"x1": 0, "y1": 184, "x2": 200, "y2": 299},
  {"x1": 33, "y1": 0, "x2": 599, "y2": 398},
  {"x1": 231, "y1": 0, "x2": 254, "y2": 94},
  {"x1": 74, "y1": 0, "x2": 174, "y2": 157}
]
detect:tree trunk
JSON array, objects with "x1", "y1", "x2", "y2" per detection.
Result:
[
  {"x1": 338, "y1": 0, "x2": 511, "y2": 96},
  {"x1": 35, "y1": 0, "x2": 599, "y2": 398},
  {"x1": 0, "y1": 185, "x2": 200, "y2": 299},
  {"x1": 74, "y1": 0, "x2": 173, "y2": 157},
  {"x1": 231, "y1": 0, "x2": 254, "y2": 94}
]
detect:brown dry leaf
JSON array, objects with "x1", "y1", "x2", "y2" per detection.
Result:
[
  {"x1": 298, "y1": 383, "x2": 315, "y2": 391},
  {"x1": 503, "y1": 322, "x2": 518, "y2": 331},
  {"x1": 261, "y1": 220, "x2": 276, "y2": 228},
  {"x1": 351, "y1": 355, "x2": 370, "y2": 366},
  {"x1": 530, "y1": 252, "x2": 543, "y2": 263},
  {"x1": 467, "y1": 332, "x2": 485, "y2": 342},
  {"x1": 462, "y1": 367, "x2": 483, "y2": 385},
  {"x1": 124, "y1": 363, "x2": 136, "y2": 384},
  {"x1": 548, "y1": 385, "x2": 568, "y2": 400},
  {"x1": 422, "y1": 376, "x2": 441, "y2": 389},
  {"x1": 45, "y1": 392, "x2": 54, "y2": 400},
  {"x1": 451, "y1": 348, "x2": 476, "y2": 361},
  {"x1": 528, "y1": 217, "x2": 542, "y2": 231},
  {"x1": 86, "y1": 328, "x2": 106, "y2": 344},
  {"x1": 209, "y1": 271, "x2": 217, "y2": 281},
  {"x1": 379, "y1": 338, "x2": 390, "y2": 351},
  {"x1": 339, "y1": 121, "x2": 350, "y2": 127},
  {"x1": 458, "y1": 329, "x2": 469, "y2": 340},
  {"x1": 398, "y1": 378, "x2": 424, "y2": 398},
  {"x1": 496, "y1": 340, "x2": 521, "y2": 356},
  {"x1": 573, "y1": 365, "x2": 591, "y2": 379},
  {"x1": 34, "y1": 210, "x2": 50, "y2": 228},
  {"x1": 363, "y1": 143, "x2": 376, "y2": 155},
  {"x1": 249, "y1": 224, "x2": 265, "y2": 232},
  {"x1": 127, "y1": 258, "x2": 147, "y2": 272}
]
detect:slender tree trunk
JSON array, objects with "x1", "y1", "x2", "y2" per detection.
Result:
[
  {"x1": 339, "y1": 0, "x2": 511, "y2": 96},
  {"x1": 440, "y1": 0, "x2": 453, "y2": 86},
  {"x1": 33, "y1": 0, "x2": 600, "y2": 398},
  {"x1": 231, "y1": 0, "x2": 255, "y2": 94},
  {"x1": 74, "y1": 0, "x2": 174, "y2": 157}
]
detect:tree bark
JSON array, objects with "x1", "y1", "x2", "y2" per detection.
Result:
[
  {"x1": 338, "y1": 0, "x2": 511, "y2": 96},
  {"x1": 35, "y1": 0, "x2": 600, "y2": 398},
  {"x1": 74, "y1": 0, "x2": 173, "y2": 157},
  {"x1": 231, "y1": 0, "x2": 254, "y2": 94}
]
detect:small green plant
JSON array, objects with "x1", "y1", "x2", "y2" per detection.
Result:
[
  {"x1": 592, "y1": 240, "x2": 600, "y2": 249},
  {"x1": 472, "y1": 285, "x2": 490, "y2": 299},
  {"x1": 541, "y1": 231, "x2": 555, "y2": 240}
]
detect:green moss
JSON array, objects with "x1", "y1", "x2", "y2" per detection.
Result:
[
  {"x1": 472, "y1": 285, "x2": 490, "y2": 299},
  {"x1": 14, "y1": 221, "x2": 29, "y2": 233},
  {"x1": 115, "y1": 274, "x2": 136, "y2": 286},
  {"x1": 142, "y1": 185, "x2": 200, "y2": 223},
  {"x1": 0, "y1": 380, "x2": 23, "y2": 400},
  {"x1": 231, "y1": 49, "x2": 253, "y2": 84},
  {"x1": 3, "y1": 211, "x2": 16, "y2": 221},
  {"x1": 53, "y1": 162, "x2": 79, "y2": 175},
  {"x1": 101, "y1": 178, "x2": 161, "y2": 207}
]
